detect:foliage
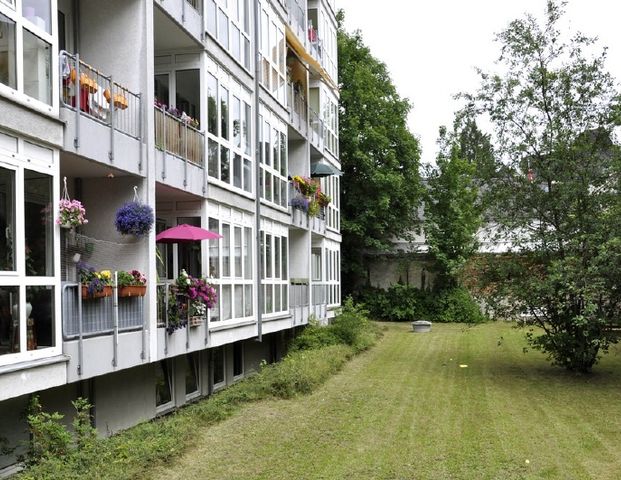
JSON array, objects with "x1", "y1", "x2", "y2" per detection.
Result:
[
  {"x1": 57, "y1": 199, "x2": 88, "y2": 228},
  {"x1": 114, "y1": 201, "x2": 154, "y2": 237},
  {"x1": 465, "y1": 1, "x2": 621, "y2": 372},
  {"x1": 428, "y1": 287, "x2": 486, "y2": 324},
  {"x1": 290, "y1": 298, "x2": 379, "y2": 353},
  {"x1": 166, "y1": 269, "x2": 217, "y2": 333},
  {"x1": 71, "y1": 398, "x2": 97, "y2": 454},
  {"x1": 424, "y1": 127, "x2": 482, "y2": 290},
  {"x1": 18, "y1": 304, "x2": 379, "y2": 480},
  {"x1": 78, "y1": 262, "x2": 112, "y2": 297},
  {"x1": 357, "y1": 284, "x2": 431, "y2": 322},
  {"x1": 289, "y1": 175, "x2": 330, "y2": 218},
  {"x1": 23, "y1": 396, "x2": 72, "y2": 466},
  {"x1": 337, "y1": 11, "x2": 423, "y2": 294},
  {"x1": 117, "y1": 269, "x2": 146, "y2": 287}
]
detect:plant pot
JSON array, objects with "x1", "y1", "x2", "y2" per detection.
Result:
[
  {"x1": 60, "y1": 223, "x2": 74, "y2": 229},
  {"x1": 189, "y1": 316, "x2": 204, "y2": 327},
  {"x1": 118, "y1": 285, "x2": 147, "y2": 298},
  {"x1": 81, "y1": 285, "x2": 112, "y2": 300}
]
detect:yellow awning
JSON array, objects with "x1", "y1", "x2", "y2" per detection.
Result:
[{"x1": 286, "y1": 26, "x2": 339, "y2": 93}]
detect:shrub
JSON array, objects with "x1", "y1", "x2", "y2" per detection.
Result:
[
  {"x1": 23, "y1": 396, "x2": 72, "y2": 466},
  {"x1": 428, "y1": 287, "x2": 486, "y2": 324},
  {"x1": 357, "y1": 284, "x2": 432, "y2": 322}
]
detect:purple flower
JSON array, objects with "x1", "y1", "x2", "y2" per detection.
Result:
[{"x1": 115, "y1": 202, "x2": 154, "y2": 236}]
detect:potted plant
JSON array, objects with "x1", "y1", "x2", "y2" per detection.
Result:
[
  {"x1": 316, "y1": 191, "x2": 331, "y2": 208},
  {"x1": 166, "y1": 270, "x2": 218, "y2": 332},
  {"x1": 115, "y1": 201, "x2": 154, "y2": 237},
  {"x1": 78, "y1": 263, "x2": 112, "y2": 299},
  {"x1": 117, "y1": 269, "x2": 147, "y2": 297},
  {"x1": 57, "y1": 198, "x2": 88, "y2": 229}
]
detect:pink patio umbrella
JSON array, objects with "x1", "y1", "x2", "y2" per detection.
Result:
[{"x1": 155, "y1": 224, "x2": 222, "y2": 243}]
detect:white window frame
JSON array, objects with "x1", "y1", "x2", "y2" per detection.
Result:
[
  {"x1": 206, "y1": 0, "x2": 252, "y2": 72},
  {"x1": 0, "y1": 0, "x2": 59, "y2": 116},
  {"x1": 322, "y1": 174, "x2": 340, "y2": 233},
  {"x1": 206, "y1": 57, "x2": 253, "y2": 197},
  {"x1": 155, "y1": 359, "x2": 175, "y2": 413},
  {"x1": 0, "y1": 133, "x2": 61, "y2": 368},
  {"x1": 258, "y1": 1, "x2": 285, "y2": 106},
  {"x1": 185, "y1": 352, "x2": 201, "y2": 401},
  {"x1": 260, "y1": 220, "x2": 288, "y2": 317},
  {"x1": 212, "y1": 345, "x2": 226, "y2": 390},
  {"x1": 259, "y1": 104, "x2": 288, "y2": 210},
  {"x1": 207, "y1": 204, "x2": 254, "y2": 325}
]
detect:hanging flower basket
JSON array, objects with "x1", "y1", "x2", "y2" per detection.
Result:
[
  {"x1": 115, "y1": 201, "x2": 154, "y2": 237},
  {"x1": 57, "y1": 177, "x2": 88, "y2": 228}
]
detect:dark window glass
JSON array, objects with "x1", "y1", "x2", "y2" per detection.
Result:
[
  {"x1": 213, "y1": 347, "x2": 225, "y2": 385},
  {"x1": 0, "y1": 286, "x2": 19, "y2": 355},
  {"x1": 25, "y1": 170, "x2": 53, "y2": 276},
  {"x1": 0, "y1": 168, "x2": 15, "y2": 271},
  {"x1": 233, "y1": 343, "x2": 243, "y2": 377},
  {"x1": 155, "y1": 361, "x2": 172, "y2": 406},
  {"x1": 26, "y1": 286, "x2": 54, "y2": 350}
]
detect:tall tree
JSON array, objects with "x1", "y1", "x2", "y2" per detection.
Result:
[
  {"x1": 337, "y1": 11, "x2": 422, "y2": 293},
  {"x1": 424, "y1": 125, "x2": 482, "y2": 291},
  {"x1": 467, "y1": 1, "x2": 621, "y2": 372}
]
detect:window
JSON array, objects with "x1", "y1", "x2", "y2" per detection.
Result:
[
  {"x1": 177, "y1": 217, "x2": 201, "y2": 277},
  {"x1": 233, "y1": 342, "x2": 243, "y2": 377},
  {"x1": 0, "y1": 13, "x2": 17, "y2": 91},
  {"x1": 0, "y1": 167, "x2": 15, "y2": 271},
  {"x1": 0, "y1": 3, "x2": 55, "y2": 110},
  {"x1": 259, "y1": 3, "x2": 285, "y2": 105},
  {"x1": 25, "y1": 169, "x2": 53, "y2": 276},
  {"x1": 207, "y1": 0, "x2": 250, "y2": 70},
  {"x1": 259, "y1": 106, "x2": 287, "y2": 209},
  {"x1": 0, "y1": 286, "x2": 19, "y2": 356},
  {"x1": 261, "y1": 231, "x2": 288, "y2": 316},
  {"x1": 212, "y1": 346, "x2": 225, "y2": 386},
  {"x1": 322, "y1": 175, "x2": 340, "y2": 232},
  {"x1": 155, "y1": 361, "x2": 173, "y2": 408},
  {"x1": 208, "y1": 214, "x2": 253, "y2": 322},
  {"x1": 325, "y1": 246, "x2": 340, "y2": 306},
  {"x1": 206, "y1": 60, "x2": 252, "y2": 193},
  {"x1": 185, "y1": 353, "x2": 200, "y2": 398}
]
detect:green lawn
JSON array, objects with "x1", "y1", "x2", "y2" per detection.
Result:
[{"x1": 152, "y1": 323, "x2": 621, "y2": 480}]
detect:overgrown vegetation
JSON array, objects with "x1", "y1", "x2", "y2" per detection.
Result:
[
  {"x1": 17, "y1": 301, "x2": 378, "y2": 480},
  {"x1": 356, "y1": 284, "x2": 486, "y2": 324}
]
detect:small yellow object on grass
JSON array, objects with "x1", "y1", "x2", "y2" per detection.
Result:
[
  {"x1": 459, "y1": 364, "x2": 468, "y2": 368},
  {"x1": 525, "y1": 459, "x2": 530, "y2": 465}
]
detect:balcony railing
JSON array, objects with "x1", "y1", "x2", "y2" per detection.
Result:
[
  {"x1": 308, "y1": 27, "x2": 323, "y2": 63},
  {"x1": 309, "y1": 108, "x2": 324, "y2": 150},
  {"x1": 287, "y1": 81, "x2": 307, "y2": 134},
  {"x1": 60, "y1": 51, "x2": 142, "y2": 140},
  {"x1": 62, "y1": 283, "x2": 145, "y2": 339},
  {"x1": 154, "y1": 106, "x2": 205, "y2": 167}
]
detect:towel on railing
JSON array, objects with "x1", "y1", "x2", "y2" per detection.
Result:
[{"x1": 89, "y1": 88, "x2": 110, "y2": 121}]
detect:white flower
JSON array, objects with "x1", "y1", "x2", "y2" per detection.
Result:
[{"x1": 186, "y1": 279, "x2": 191, "y2": 285}]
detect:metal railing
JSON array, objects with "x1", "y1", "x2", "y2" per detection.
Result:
[
  {"x1": 309, "y1": 108, "x2": 324, "y2": 150},
  {"x1": 59, "y1": 51, "x2": 142, "y2": 140},
  {"x1": 154, "y1": 106, "x2": 205, "y2": 168},
  {"x1": 62, "y1": 283, "x2": 144, "y2": 338},
  {"x1": 287, "y1": 81, "x2": 307, "y2": 134},
  {"x1": 308, "y1": 28, "x2": 323, "y2": 63}
]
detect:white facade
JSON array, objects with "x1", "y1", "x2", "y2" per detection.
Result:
[{"x1": 0, "y1": 0, "x2": 340, "y2": 471}]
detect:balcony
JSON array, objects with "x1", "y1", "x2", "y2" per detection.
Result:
[
  {"x1": 287, "y1": 0, "x2": 307, "y2": 47},
  {"x1": 307, "y1": 26, "x2": 323, "y2": 64},
  {"x1": 155, "y1": 0, "x2": 204, "y2": 44},
  {"x1": 311, "y1": 282, "x2": 328, "y2": 320},
  {"x1": 59, "y1": 51, "x2": 143, "y2": 173},
  {"x1": 290, "y1": 280, "x2": 309, "y2": 325},
  {"x1": 154, "y1": 106, "x2": 206, "y2": 194},
  {"x1": 61, "y1": 281, "x2": 147, "y2": 382},
  {"x1": 288, "y1": 179, "x2": 327, "y2": 233},
  {"x1": 309, "y1": 108, "x2": 324, "y2": 151},
  {"x1": 287, "y1": 81, "x2": 307, "y2": 135}
]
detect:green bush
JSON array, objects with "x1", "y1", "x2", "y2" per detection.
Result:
[
  {"x1": 429, "y1": 287, "x2": 486, "y2": 324},
  {"x1": 357, "y1": 284, "x2": 431, "y2": 322}
]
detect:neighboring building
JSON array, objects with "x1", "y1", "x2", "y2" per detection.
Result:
[{"x1": 0, "y1": 0, "x2": 341, "y2": 472}]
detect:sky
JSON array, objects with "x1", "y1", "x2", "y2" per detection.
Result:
[{"x1": 336, "y1": 0, "x2": 621, "y2": 165}]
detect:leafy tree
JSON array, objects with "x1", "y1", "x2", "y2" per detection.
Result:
[
  {"x1": 466, "y1": 1, "x2": 621, "y2": 372},
  {"x1": 337, "y1": 11, "x2": 422, "y2": 293},
  {"x1": 424, "y1": 125, "x2": 482, "y2": 290}
]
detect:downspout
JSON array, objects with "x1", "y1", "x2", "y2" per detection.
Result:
[{"x1": 253, "y1": 0, "x2": 262, "y2": 342}]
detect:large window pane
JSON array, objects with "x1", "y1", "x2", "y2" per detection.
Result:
[
  {"x1": 213, "y1": 346, "x2": 225, "y2": 385},
  {"x1": 234, "y1": 285, "x2": 242, "y2": 319},
  {"x1": 177, "y1": 217, "x2": 201, "y2": 277},
  {"x1": 26, "y1": 286, "x2": 53, "y2": 350},
  {"x1": 279, "y1": 132, "x2": 287, "y2": 176},
  {"x1": 25, "y1": 170, "x2": 53, "y2": 276},
  {"x1": 0, "y1": 14, "x2": 17, "y2": 90},
  {"x1": 282, "y1": 237, "x2": 288, "y2": 280},
  {"x1": 208, "y1": 140, "x2": 218, "y2": 178},
  {"x1": 222, "y1": 224, "x2": 230, "y2": 277},
  {"x1": 233, "y1": 342, "x2": 243, "y2": 377},
  {"x1": 243, "y1": 227, "x2": 252, "y2": 279},
  {"x1": 233, "y1": 153, "x2": 242, "y2": 189},
  {"x1": 0, "y1": 286, "x2": 19, "y2": 355},
  {"x1": 155, "y1": 361, "x2": 172, "y2": 407},
  {"x1": 154, "y1": 74, "x2": 169, "y2": 106},
  {"x1": 218, "y1": 9, "x2": 229, "y2": 49},
  {"x1": 206, "y1": 0, "x2": 216, "y2": 36},
  {"x1": 23, "y1": 0, "x2": 51, "y2": 33},
  {"x1": 220, "y1": 146, "x2": 230, "y2": 183},
  {"x1": 243, "y1": 102, "x2": 251, "y2": 155},
  {"x1": 175, "y1": 69, "x2": 200, "y2": 123},
  {"x1": 243, "y1": 159, "x2": 252, "y2": 193},
  {"x1": 23, "y1": 30, "x2": 52, "y2": 105},
  {"x1": 244, "y1": 284, "x2": 252, "y2": 316},
  {"x1": 232, "y1": 96, "x2": 241, "y2": 148},
  {"x1": 184, "y1": 353, "x2": 199, "y2": 396},
  {"x1": 208, "y1": 218, "x2": 219, "y2": 278},
  {"x1": 232, "y1": 25, "x2": 240, "y2": 62},
  {"x1": 220, "y1": 87, "x2": 229, "y2": 140},
  {"x1": 222, "y1": 284, "x2": 231, "y2": 320},
  {"x1": 234, "y1": 227, "x2": 242, "y2": 277},
  {"x1": 265, "y1": 234, "x2": 272, "y2": 278},
  {"x1": 0, "y1": 168, "x2": 15, "y2": 271},
  {"x1": 207, "y1": 73, "x2": 218, "y2": 135}
]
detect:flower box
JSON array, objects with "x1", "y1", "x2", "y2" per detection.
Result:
[
  {"x1": 118, "y1": 285, "x2": 147, "y2": 298},
  {"x1": 81, "y1": 285, "x2": 112, "y2": 300},
  {"x1": 189, "y1": 316, "x2": 204, "y2": 328}
]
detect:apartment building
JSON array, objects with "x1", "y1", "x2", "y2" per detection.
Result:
[{"x1": 0, "y1": 0, "x2": 341, "y2": 472}]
